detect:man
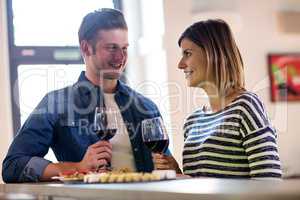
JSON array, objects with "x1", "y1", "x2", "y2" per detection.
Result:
[{"x1": 2, "y1": 8, "x2": 162, "y2": 183}]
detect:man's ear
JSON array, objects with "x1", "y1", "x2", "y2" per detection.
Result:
[{"x1": 80, "y1": 40, "x2": 92, "y2": 56}]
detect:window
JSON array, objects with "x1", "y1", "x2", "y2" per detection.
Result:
[
  {"x1": 13, "y1": 0, "x2": 114, "y2": 46},
  {"x1": 7, "y1": 0, "x2": 122, "y2": 132},
  {"x1": 17, "y1": 64, "x2": 85, "y2": 124}
]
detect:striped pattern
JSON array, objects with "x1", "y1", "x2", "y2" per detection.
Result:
[{"x1": 183, "y1": 92, "x2": 282, "y2": 178}]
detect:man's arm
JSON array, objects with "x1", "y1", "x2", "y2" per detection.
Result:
[
  {"x1": 2, "y1": 93, "x2": 57, "y2": 183},
  {"x1": 41, "y1": 140, "x2": 112, "y2": 181},
  {"x1": 2, "y1": 94, "x2": 57, "y2": 183},
  {"x1": 40, "y1": 162, "x2": 81, "y2": 181}
]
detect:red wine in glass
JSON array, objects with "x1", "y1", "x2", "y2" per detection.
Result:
[
  {"x1": 142, "y1": 117, "x2": 169, "y2": 153},
  {"x1": 96, "y1": 129, "x2": 117, "y2": 141},
  {"x1": 144, "y1": 139, "x2": 169, "y2": 153},
  {"x1": 94, "y1": 107, "x2": 118, "y2": 141}
]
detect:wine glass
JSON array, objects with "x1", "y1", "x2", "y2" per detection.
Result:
[
  {"x1": 141, "y1": 117, "x2": 169, "y2": 153},
  {"x1": 94, "y1": 106, "x2": 117, "y2": 141},
  {"x1": 93, "y1": 106, "x2": 118, "y2": 171}
]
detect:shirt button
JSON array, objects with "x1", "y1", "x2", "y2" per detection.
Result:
[{"x1": 134, "y1": 148, "x2": 139, "y2": 152}]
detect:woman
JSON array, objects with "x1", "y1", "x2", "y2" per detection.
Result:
[{"x1": 153, "y1": 19, "x2": 282, "y2": 178}]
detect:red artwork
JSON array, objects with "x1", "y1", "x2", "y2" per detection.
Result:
[{"x1": 269, "y1": 54, "x2": 300, "y2": 101}]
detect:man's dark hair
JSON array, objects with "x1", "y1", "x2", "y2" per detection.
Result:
[{"x1": 78, "y1": 8, "x2": 128, "y2": 45}]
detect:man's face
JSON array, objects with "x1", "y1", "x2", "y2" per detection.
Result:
[{"x1": 85, "y1": 29, "x2": 129, "y2": 80}]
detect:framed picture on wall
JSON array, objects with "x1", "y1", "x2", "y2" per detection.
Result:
[{"x1": 268, "y1": 53, "x2": 300, "y2": 101}]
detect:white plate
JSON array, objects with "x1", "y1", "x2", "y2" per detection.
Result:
[{"x1": 51, "y1": 176, "x2": 84, "y2": 183}]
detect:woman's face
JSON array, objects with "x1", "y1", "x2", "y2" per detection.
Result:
[{"x1": 178, "y1": 38, "x2": 210, "y2": 88}]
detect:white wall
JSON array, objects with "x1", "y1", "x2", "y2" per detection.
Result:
[
  {"x1": 163, "y1": 0, "x2": 300, "y2": 176},
  {"x1": 123, "y1": 0, "x2": 174, "y2": 150},
  {"x1": 0, "y1": 0, "x2": 13, "y2": 183}
]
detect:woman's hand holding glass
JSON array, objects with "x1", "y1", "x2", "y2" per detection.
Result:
[{"x1": 152, "y1": 153, "x2": 182, "y2": 173}]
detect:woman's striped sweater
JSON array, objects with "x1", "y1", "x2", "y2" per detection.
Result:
[{"x1": 182, "y1": 92, "x2": 282, "y2": 178}]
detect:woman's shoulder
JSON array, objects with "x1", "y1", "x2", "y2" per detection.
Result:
[
  {"x1": 233, "y1": 91, "x2": 266, "y2": 111},
  {"x1": 235, "y1": 91, "x2": 272, "y2": 129}
]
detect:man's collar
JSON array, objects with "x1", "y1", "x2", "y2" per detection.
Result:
[
  {"x1": 116, "y1": 79, "x2": 130, "y2": 96},
  {"x1": 75, "y1": 71, "x2": 130, "y2": 96}
]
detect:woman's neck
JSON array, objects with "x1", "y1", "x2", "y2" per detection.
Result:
[{"x1": 205, "y1": 87, "x2": 245, "y2": 113}]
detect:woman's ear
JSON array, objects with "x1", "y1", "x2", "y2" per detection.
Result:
[{"x1": 80, "y1": 40, "x2": 92, "y2": 57}]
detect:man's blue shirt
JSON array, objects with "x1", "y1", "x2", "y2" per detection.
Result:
[{"x1": 2, "y1": 72, "x2": 163, "y2": 183}]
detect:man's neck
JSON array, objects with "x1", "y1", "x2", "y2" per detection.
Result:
[{"x1": 85, "y1": 70, "x2": 118, "y2": 93}]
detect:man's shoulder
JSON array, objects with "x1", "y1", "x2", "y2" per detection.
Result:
[
  {"x1": 43, "y1": 85, "x2": 74, "y2": 103},
  {"x1": 46, "y1": 84, "x2": 71, "y2": 94}
]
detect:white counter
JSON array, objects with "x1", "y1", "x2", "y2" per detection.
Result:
[{"x1": 1, "y1": 178, "x2": 300, "y2": 200}]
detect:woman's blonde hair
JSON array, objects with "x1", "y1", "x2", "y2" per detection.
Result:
[{"x1": 178, "y1": 19, "x2": 245, "y2": 96}]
